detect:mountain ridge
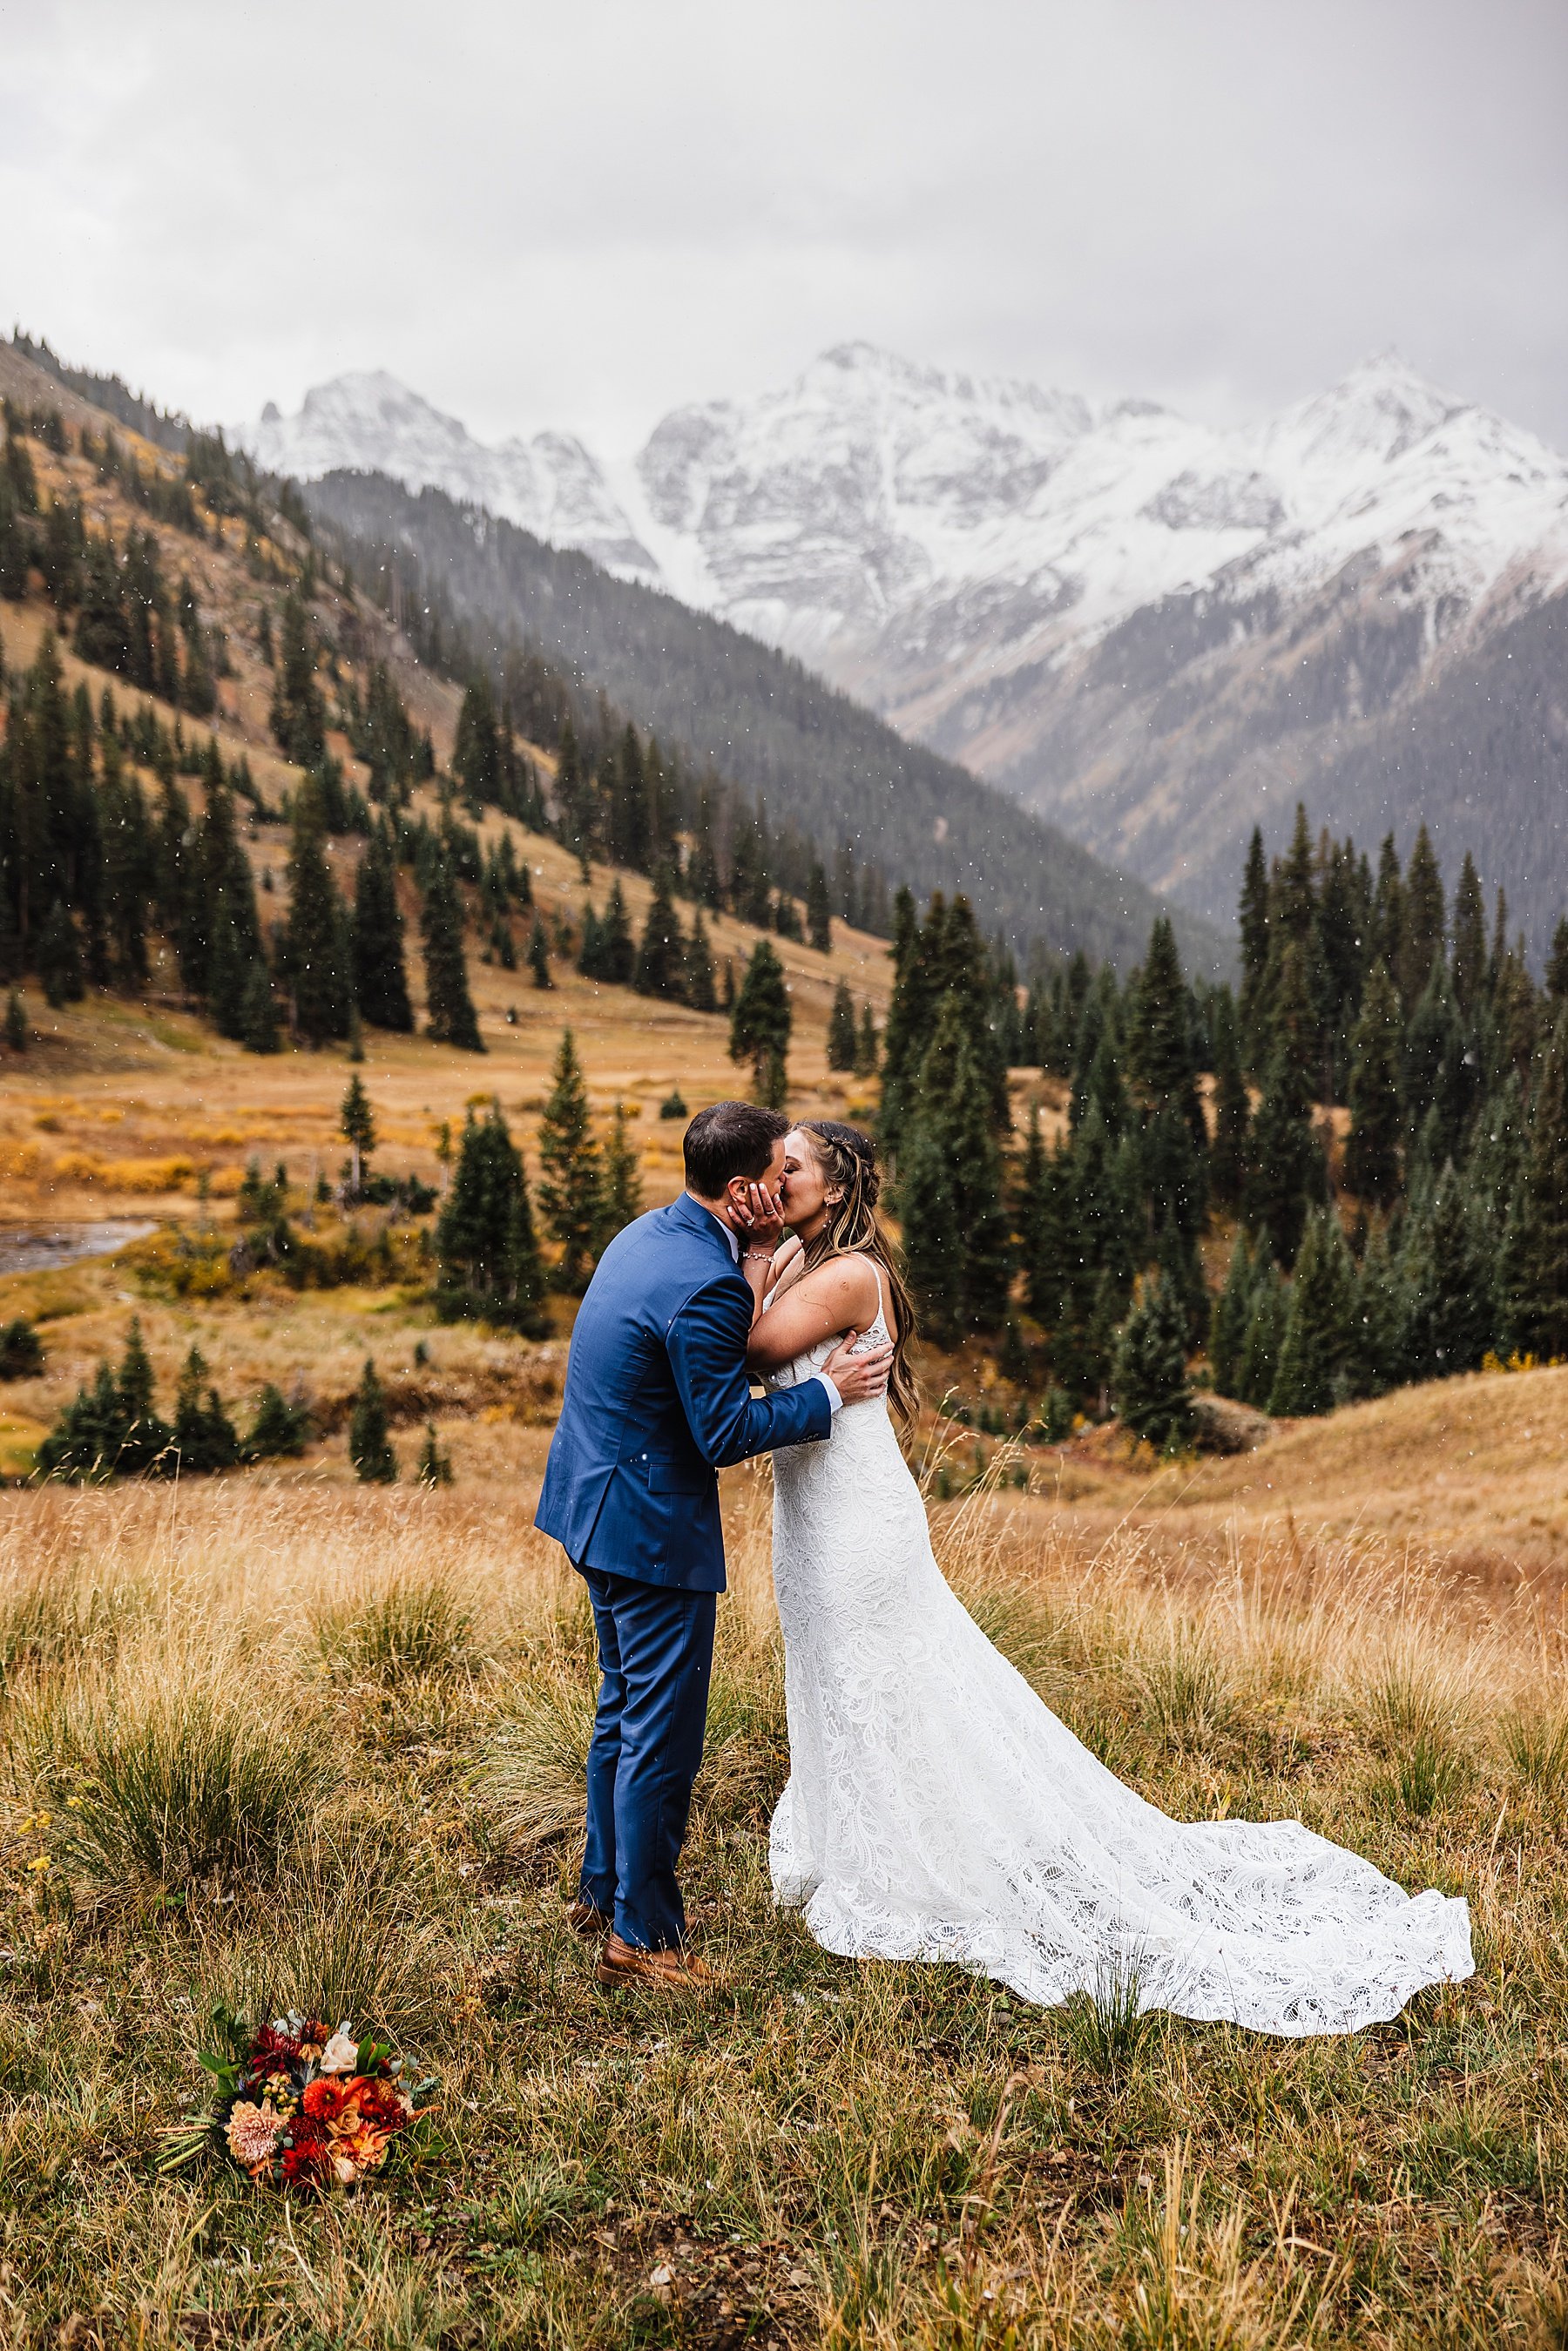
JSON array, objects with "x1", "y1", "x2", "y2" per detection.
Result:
[
  {"x1": 303, "y1": 465, "x2": 1231, "y2": 976},
  {"x1": 242, "y1": 345, "x2": 1568, "y2": 953}
]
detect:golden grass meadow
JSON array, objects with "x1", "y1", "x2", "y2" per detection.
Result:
[{"x1": 2, "y1": 1382, "x2": 1566, "y2": 2348}]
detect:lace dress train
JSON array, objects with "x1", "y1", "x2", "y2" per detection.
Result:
[{"x1": 764, "y1": 1306, "x2": 1473, "y2": 2037}]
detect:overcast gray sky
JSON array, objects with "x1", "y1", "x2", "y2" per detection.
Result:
[{"x1": 3, "y1": 0, "x2": 1565, "y2": 454}]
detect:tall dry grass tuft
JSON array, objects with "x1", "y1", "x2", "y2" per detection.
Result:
[
  {"x1": 9, "y1": 1655, "x2": 334, "y2": 1895},
  {"x1": 199, "y1": 1819, "x2": 456, "y2": 2044},
  {"x1": 1114, "y1": 2139, "x2": 1315, "y2": 2351},
  {"x1": 313, "y1": 1571, "x2": 479, "y2": 1684}
]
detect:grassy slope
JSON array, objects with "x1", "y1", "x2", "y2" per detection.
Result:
[{"x1": 0, "y1": 1437, "x2": 1562, "y2": 2344}]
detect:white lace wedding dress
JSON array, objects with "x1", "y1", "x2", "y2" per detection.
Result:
[{"x1": 763, "y1": 1280, "x2": 1473, "y2": 2036}]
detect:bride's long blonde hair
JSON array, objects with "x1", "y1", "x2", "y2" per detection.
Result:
[{"x1": 796, "y1": 1120, "x2": 919, "y2": 1437}]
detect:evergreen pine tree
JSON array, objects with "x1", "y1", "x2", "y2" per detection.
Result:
[
  {"x1": 553, "y1": 715, "x2": 598, "y2": 875},
  {"x1": 806, "y1": 861, "x2": 833, "y2": 954},
  {"x1": 1349, "y1": 1219, "x2": 1405, "y2": 1398},
  {"x1": 4, "y1": 990, "x2": 28, "y2": 1052},
  {"x1": 633, "y1": 862, "x2": 686, "y2": 998},
  {"x1": 527, "y1": 915, "x2": 553, "y2": 990},
  {"x1": 896, "y1": 1115, "x2": 959, "y2": 1346},
  {"x1": 98, "y1": 740, "x2": 152, "y2": 987},
  {"x1": 1402, "y1": 958, "x2": 1471, "y2": 1174},
  {"x1": 505, "y1": 1179, "x2": 551, "y2": 1338},
  {"x1": 416, "y1": 1422, "x2": 454, "y2": 1486},
  {"x1": 340, "y1": 1073, "x2": 376, "y2": 1196},
  {"x1": 729, "y1": 938, "x2": 793, "y2": 1098},
  {"x1": 1269, "y1": 1207, "x2": 1357, "y2": 1415},
  {"x1": 1112, "y1": 1273, "x2": 1193, "y2": 1452},
  {"x1": 1237, "y1": 1252, "x2": 1288, "y2": 1411},
  {"x1": 1237, "y1": 825, "x2": 1272, "y2": 1066},
  {"x1": 598, "y1": 879, "x2": 635, "y2": 985},
  {"x1": 1208, "y1": 990, "x2": 1249, "y2": 1208},
  {"x1": 537, "y1": 1029, "x2": 602, "y2": 1292},
  {"x1": 1343, "y1": 958, "x2": 1403, "y2": 1204},
  {"x1": 421, "y1": 857, "x2": 483, "y2": 1049},
  {"x1": 1208, "y1": 1232, "x2": 1254, "y2": 1398},
  {"x1": 37, "y1": 898, "x2": 84, "y2": 1007},
  {"x1": 244, "y1": 1382, "x2": 312, "y2": 1462},
  {"x1": 684, "y1": 906, "x2": 717, "y2": 1011},
  {"x1": 1242, "y1": 1044, "x2": 1324, "y2": 1269},
  {"x1": 353, "y1": 821, "x2": 414, "y2": 1031},
  {"x1": 596, "y1": 1103, "x2": 644, "y2": 1248},
  {"x1": 268, "y1": 590, "x2": 327, "y2": 767},
  {"x1": 453, "y1": 676, "x2": 501, "y2": 807},
  {"x1": 577, "y1": 903, "x2": 605, "y2": 981},
  {"x1": 855, "y1": 1001, "x2": 878, "y2": 1076},
  {"x1": 172, "y1": 1344, "x2": 240, "y2": 1472},
  {"x1": 1546, "y1": 918, "x2": 1568, "y2": 1004},
  {"x1": 875, "y1": 886, "x2": 934, "y2": 1161},
  {"x1": 240, "y1": 961, "x2": 280, "y2": 1054},
  {"x1": 285, "y1": 774, "x2": 351, "y2": 1044},
  {"x1": 1399, "y1": 822, "x2": 1445, "y2": 1007},
  {"x1": 903, "y1": 996, "x2": 1012, "y2": 1335},
  {"x1": 1370, "y1": 834, "x2": 1404, "y2": 975},
  {"x1": 827, "y1": 978, "x2": 857, "y2": 1071},
  {"x1": 1398, "y1": 1165, "x2": 1497, "y2": 1383},
  {"x1": 434, "y1": 1104, "x2": 549, "y2": 1332},
  {"x1": 349, "y1": 1359, "x2": 397, "y2": 1483},
  {"x1": 1501, "y1": 1016, "x2": 1568, "y2": 1359},
  {"x1": 1130, "y1": 915, "x2": 1204, "y2": 1144},
  {"x1": 1451, "y1": 852, "x2": 1488, "y2": 1015}
]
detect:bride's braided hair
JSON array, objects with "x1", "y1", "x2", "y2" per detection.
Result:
[{"x1": 797, "y1": 1120, "x2": 919, "y2": 1436}]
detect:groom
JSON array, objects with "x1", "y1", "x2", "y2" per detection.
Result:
[{"x1": 536, "y1": 1100, "x2": 892, "y2": 1989}]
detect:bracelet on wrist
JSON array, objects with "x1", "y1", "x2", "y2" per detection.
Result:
[{"x1": 743, "y1": 1248, "x2": 774, "y2": 1264}]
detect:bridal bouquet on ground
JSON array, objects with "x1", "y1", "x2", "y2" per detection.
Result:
[{"x1": 159, "y1": 2006, "x2": 436, "y2": 2189}]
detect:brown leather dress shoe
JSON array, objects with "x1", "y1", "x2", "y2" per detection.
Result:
[
  {"x1": 565, "y1": 1898, "x2": 612, "y2": 1939},
  {"x1": 595, "y1": 1931, "x2": 714, "y2": 1990}
]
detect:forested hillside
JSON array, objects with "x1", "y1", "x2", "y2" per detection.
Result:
[
  {"x1": 880, "y1": 801, "x2": 1568, "y2": 1440},
  {"x1": 0, "y1": 341, "x2": 894, "y2": 1091},
  {"x1": 303, "y1": 469, "x2": 1231, "y2": 976}
]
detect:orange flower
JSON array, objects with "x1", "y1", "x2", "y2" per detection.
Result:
[{"x1": 301, "y1": 2077, "x2": 352, "y2": 2124}]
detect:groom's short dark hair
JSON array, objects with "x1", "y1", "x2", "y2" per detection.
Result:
[{"x1": 684, "y1": 1101, "x2": 789, "y2": 1197}]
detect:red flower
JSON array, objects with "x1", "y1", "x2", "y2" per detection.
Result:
[
  {"x1": 352, "y1": 2077, "x2": 410, "y2": 2132},
  {"x1": 253, "y1": 2024, "x2": 302, "y2": 2064},
  {"x1": 281, "y1": 2117, "x2": 331, "y2": 2183},
  {"x1": 301, "y1": 2077, "x2": 352, "y2": 2124}
]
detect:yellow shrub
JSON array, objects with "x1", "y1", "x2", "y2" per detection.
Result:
[
  {"x1": 209, "y1": 1165, "x2": 246, "y2": 1198},
  {"x1": 97, "y1": 1156, "x2": 197, "y2": 1194},
  {"x1": 51, "y1": 1150, "x2": 105, "y2": 1184}
]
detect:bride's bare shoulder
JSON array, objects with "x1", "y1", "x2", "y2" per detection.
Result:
[{"x1": 796, "y1": 1251, "x2": 882, "y2": 1317}]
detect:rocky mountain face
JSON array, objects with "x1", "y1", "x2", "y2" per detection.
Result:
[{"x1": 241, "y1": 346, "x2": 1568, "y2": 954}]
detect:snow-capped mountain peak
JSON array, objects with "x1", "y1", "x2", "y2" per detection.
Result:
[
  {"x1": 235, "y1": 372, "x2": 659, "y2": 582},
  {"x1": 236, "y1": 346, "x2": 1568, "y2": 940}
]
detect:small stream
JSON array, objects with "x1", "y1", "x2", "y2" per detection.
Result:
[{"x1": 0, "y1": 1221, "x2": 158, "y2": 1278}]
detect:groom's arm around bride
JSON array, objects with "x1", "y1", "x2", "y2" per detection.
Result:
[{"x1": 535, "y1": 1101, "x2": 891, "y2": 1982}]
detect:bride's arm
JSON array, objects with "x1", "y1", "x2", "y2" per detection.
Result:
[{"x1": 745, "y1": 1255, "x2": 882, "y2": 1372}]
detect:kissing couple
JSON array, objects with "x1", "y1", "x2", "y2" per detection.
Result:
[{"x1": 537, "y1": 1101, "x2": 1472, "y2": 2033}]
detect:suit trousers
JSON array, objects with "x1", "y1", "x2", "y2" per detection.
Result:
[{"x1": 577, "y1": 1565, "x2": 717, "y2": 1950}]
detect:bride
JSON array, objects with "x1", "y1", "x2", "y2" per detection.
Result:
[{"x1": 740, "y1": 1118, "x2": 1472, "y2": 2037}]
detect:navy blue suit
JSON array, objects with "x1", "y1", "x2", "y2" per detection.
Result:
[{"x1": 536, "y1": 1192, "x2": 831, "y2": 1947}]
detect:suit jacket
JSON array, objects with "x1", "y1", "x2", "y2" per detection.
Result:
[{"x1": 534, "y1": 1192, "x2": 832, "y2": 1591}]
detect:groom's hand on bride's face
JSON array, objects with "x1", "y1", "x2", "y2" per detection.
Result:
[{"x1": 823, "y1": 1331, "x2": 894, "y2": 1405}]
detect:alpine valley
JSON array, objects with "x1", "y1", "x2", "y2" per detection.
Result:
[{"x1": 242, "y1": 346, "x2": 1568, "y2": 955}]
